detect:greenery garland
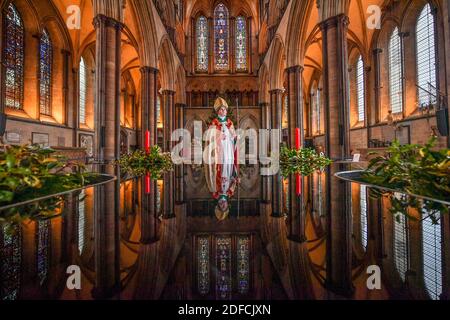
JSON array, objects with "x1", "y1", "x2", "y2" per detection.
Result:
[
  {"x1": 117, "y1": 146, "x2": 173, "y2": 179},
  {"x1": 0, "y1": 144, "x2": 94, "y2": 229},
  {"x1": 361, "y1": 137, "x2": 450, "y2": 224},
  {"x1": 280, "y1": 146, "x2": 333, "y2": 178}
]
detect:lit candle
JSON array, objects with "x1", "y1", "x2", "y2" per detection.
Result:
[
  {"x1": 295, "y1": 128, "x2": 302, "y2": 196},
  {"x1": 145, "y1": 130, "x2": 151, "y2": 154}
]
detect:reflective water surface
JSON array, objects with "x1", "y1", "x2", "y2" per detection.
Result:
[{"x1": 0, "y1": 164, "x2": 448, "y2": 300}]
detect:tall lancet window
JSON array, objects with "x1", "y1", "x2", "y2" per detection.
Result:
[
  {"x1": 196, "y1": 16, "x2": 209, "y2": 72},
  {"x1": 39, "y1": 29, "x2": 53, "y2": 116},
  {"x1": 416, "y1": 4, "x2": 437, "y2": 108},
  {"x1": 235, "y1": 16, "x2": 247, "y2": 71},
  {"x1": 79, "y1": 58, "x2": 87, "y2": 125},
  {"x1": 3, "y1": 4, "x2": 24, "y2": 110},
  {"x1": 214, "y1": 3, "x2": 229, "y2": 70},
  {"x1": 389, "y1": 27, "x2": 403, "y2": 114},
  {"x1": 356, "y1": 55, "x2": 365, "y2": 122}
]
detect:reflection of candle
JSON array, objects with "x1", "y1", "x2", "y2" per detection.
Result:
[
  {"x1": 295, "y1": 128, "x2": 302, "y2": 196},
  {"x1": 145, "y1": 130, "x2": 150, "y2": 154},
  {"x1": 145, "y1": 173, "x2": 151, "y2": 194}
]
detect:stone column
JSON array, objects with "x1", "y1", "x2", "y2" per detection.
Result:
[
  {"x1": 260, "y1": 102, "x2": 271, "y2": 204},
  {"x1": 175, "y1": 103, "x2": 186, "y2": 204},
  {"x1": 140, "y1": 66, "x2": 160, "y2": 244},
  {"x1": 162, "y1": 90, "x2": 175, "y2": 218},
  {"x1": 208, "y1": 17, "x2": 214, "y2": 74},
  {"x1": 372, "y1": 48, "x2": 382, "y2": 124},
  {"x1": 320, "y1": 14, "x2": 353, "y2": 296},
  {"x1": 286, "y1": 65, "x2": 306, "y2": 242},
  {"x1": 92, "y1": 13, "x2": 122, "y2": 298},
  {"x1": 230, "y1": 16, "x2": 236, "y2": 73},
  {"x1": 270, "y1": 89, "x2": 284, "y2": 217}
]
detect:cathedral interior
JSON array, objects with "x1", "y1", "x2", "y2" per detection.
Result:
[{"x1": 0, "y1": 0, "x2": 450, "y2": 301}]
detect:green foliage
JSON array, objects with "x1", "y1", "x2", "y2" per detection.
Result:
[
  {"x1": 117, "y1": 146, "x2": 173, "y2": 179},
  {"x1": 280, "y1": 146, "x2": 332, "y2": 178},
  {"x1": 362, "y1": 137, "x2": 450, "y2": 223},
  {"x1": 0, "y1": 144, "x2": 93, "y2": 228}
]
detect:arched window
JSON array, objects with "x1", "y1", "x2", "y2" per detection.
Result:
[
  {"x1": 39, "y1": 29, "x2": 53, "y2": 116},
  {"x1": 422, "y1": 211, "x2": 442, "y2": 300},
  {"x1": 196, "y1": 16, "x2": 209, "y2": 72},
  {"x1": 235, "y1": 16, "x2": 247, "y2": 71},
  {"x1": 314, "y1": 87, "x2": 322, "y2": 134},
  {"x1": 416, "y1": 4, "x2": 437, "y2": 108},
  {"x1": 360, "y1": 185, "x2": 368, "y2": 250},
  {"x1": 214, "y1": 3, "x2": 229, "y2": 70},
  {"x1": 389, "y1": 27, "x2": 403, "y2": 114},
  {"x1": 356, "y1": 55, "x2": 365, "y2": 122},
  {"x1": 79, "y1": 58, "x2": 87, "y2": 125},
  {"x1": 3, "y1": 4, "x2": 24, "y2": 110}
]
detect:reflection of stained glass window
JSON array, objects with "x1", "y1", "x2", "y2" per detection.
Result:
[
  {"x1": 393, "y1": 194, "x2": 408, "y2": 282},
  {"x1": 237, "y1": 236, "x2": 250, "y2": 294},
  {"x1": 39, "y1": 29, "x2": 53, "y2": 115},
  {"x1": 1, "y1": 225, "x2": 22, "y2": 300},
  {"x1": 37, "y1": 221, "x2": 50, "y2": 285},
  {"x1": 79, "y1": 58, "x2": 87, "y2": 125},
  {"x1": 360, "y1": 186, "x2": 368, "y2": 250},
  {"x1": 197, "y1": 236, "x2": 210, "y2": 295},
  {"x1": 422, "y1": 209, "x2": 442, "y2": 300},
  {"x1": 216, "y1": 236, "x2": 232, "y2": 299},
  {"x1": 78, "y1": 190, "x2": 86, "y2": 255},
  {"x1": 156, "y1": 180, "x2": 163, "y2": 214},
  {"x1": 214, "y1": 3, "x2": 229, "y2": 70},
  {"x1": 3, "y1": 4, "x2": 24, "y2": 110},
  {"x1": 235, "y1": 16, "x2": 247, "y2": 71},
  {"x1": 196, "y1": 16, "x2": 208, "y2": 72}
]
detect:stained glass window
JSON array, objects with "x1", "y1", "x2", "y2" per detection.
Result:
[
  {"x1": 389, "y1": 27, "x2": 403, "y2": 114},
  {"x1": 416, "y1": 4, "x2": 437, "y2": 108},
  {"x1": 214, "y1": 3, "x2": 229, "y2": 70},
  {"x1": 216, "y1": 236, "x2": 232, "y2": 299},
  {"x1": 197, "y1": 236, "x2": 210, "y2": 295},
  {"x1": 39, "y1": 29, "x2": 52, "y2": 115},
  {"x1": 1, "y1": 225, "x2": 22, "y2": 300},
  {"x1": 235, "y1": 16, "x2": 247, "y2": 71},
  {"x1": 356, "y1": 55, "x2": 365, "y2": 122},
  {"x1": 37, "y1": 220, "x2": 50, "y2": 285},
  {"x1": 196, "y1": 16, "x2": 208, "y2": 72},
  {"x1": 422, "y1": 209, "x2": 442, "y2": 300},
  {"x1": 79, "y1": 58, "x2": 87, "y2": 125},
  {"x1": 237, "y1": 236, "x2": 250, "y2": 295},
  {"x1": 3, "y1": 4, "x2": 24, "y2": 110}
]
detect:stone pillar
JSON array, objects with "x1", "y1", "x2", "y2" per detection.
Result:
[
  {"x1": 399, "y1": 32, "x2": 409, "y2": 118},
  {"x1": 320, "y1": 14, "x2": 353, "y2": 296},
  {"x1": 260, "y1": 102, "x2": 271, "y2": 204},
  {"x1": 162, "y1": 90, "x2": 175, "y2": 218},
  {"x1": 92, "y1": 13, "x2": 122, "y2": 298},
  {"x1": 230, "y1": 16, "x2": 236, "y2": 73},
  {"x1": 372, "y1": 48, "x2": 382, "y2": 124},
  {"x1": 208, "y1": 17, "x2": 214, "y2": 74},
  {"x1": 270, "y1": 89, "x2": 284, "y2": 217},
  {"x1": 140, "y1": 66, "x2": 160, "y2": 244},
  {"x1": 175, "y1": 103, "x2": 186, "y2": 204},
  {"x1": 286, "y1": 65, "x2": 306, "y2": 243}
]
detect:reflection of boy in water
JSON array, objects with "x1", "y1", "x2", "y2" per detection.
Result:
[{"x1": 204, "y1": 97, "x2": 239, "y2": 221}]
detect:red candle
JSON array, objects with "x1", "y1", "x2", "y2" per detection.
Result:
[
  {"x1": 145, "y1": 173, "x2": 151, "y2": 194},
  {"x1": 145, "y1": 130, "x2": 151, "y2": 154},
  {"x1": 295, "y1": 128, "x2": 302, "y2": 196}
]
